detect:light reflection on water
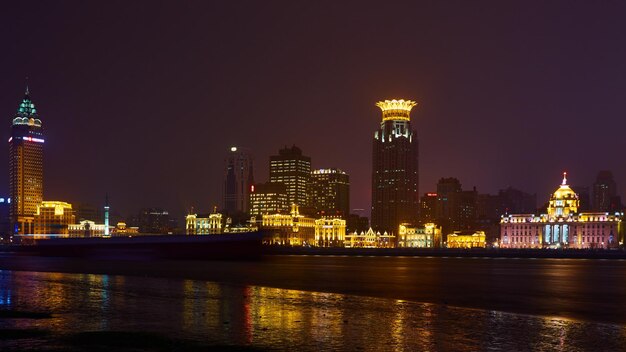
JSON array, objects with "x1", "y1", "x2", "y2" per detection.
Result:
[{"x1": 0, "y1": 270, "x2": 625, "y2": 351}]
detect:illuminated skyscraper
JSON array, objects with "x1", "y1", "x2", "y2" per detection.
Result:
[
  {"x1": 371, "y1": 99, "x2": 419, "y2": 234},
  {"x1": 9, "y1": 88, "x2": 44, "y2": 235},
  {"x1": 310, "y1": 168, "x2": 350, "y2": 217},
  {"x1": 269, "y1": 145, "x2": 311, "y2": 208},
  {"x1": 224, "y1": 146, "x2": 254, "y2": 214}
]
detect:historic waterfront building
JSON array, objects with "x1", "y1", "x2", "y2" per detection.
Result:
[
  {"x1": 447, "y1": 231, "x2": 486, "y2": 248},
  {"x1": 9, "y1": 88, "x2": 44, "y2": 235},
  {"x1": 310, "y1": 168, "x2": 350, "y2": 217},
  {"x1": 314, "y1": 217, "x2": 346, "y2": 247},
  {"x1": 260, "y1": 204, "x2": 315, "y2": 246},
  {"x1": 371, "y1": 99, "x2": 419, "y2": 234},
  {"x1": 33, "y1": 201, "x2": 75, "y2": 237},
  {"x1": 398, "y1": 223, "x2": 442, "y2": 248},
  {"x1": 500, "y1": 173, "x2": 623, "y2": 249},
  {"x1": 344, "y1": 228, "x2": 395, "y2": 248},
  {"x1": 223, "y1": 146, "x2": 254, "y2": 214}
]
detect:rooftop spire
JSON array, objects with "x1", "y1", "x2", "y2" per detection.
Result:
[{"x1": 562, "y1": 171, "x2": 567, "y2": 185}]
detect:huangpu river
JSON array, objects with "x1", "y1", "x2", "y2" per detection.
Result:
[{"x1": 1, "y1": 254, "x2": 626, "y2": 351}]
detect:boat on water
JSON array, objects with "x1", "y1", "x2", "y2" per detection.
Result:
[{"x1": 7, "y1": 232, "x2": 263, "y2": 260}]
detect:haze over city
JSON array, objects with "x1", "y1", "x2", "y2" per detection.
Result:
[{"x1": 1, "y1": 1, "x2": 625, "y2": 220}]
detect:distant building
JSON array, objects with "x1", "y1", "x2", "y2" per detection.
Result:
[
  {"x1": 345, "y1": 228, "x2": 395, "y2": 248},
  {"x1": 185, "y1": 212, "x2": 223, "y2": 235},
  {"x1": 419, "y1": 193, "x2": 438, "y2": 224},
  {"x1": 134, "y1": 208, "x2": 173, "y2": 234},
  {"x1": 249, "y1": 182, "x2": 289, "y2": 217},
  {"x1": 592, "y1": 171, "x2": 620, "y2": 212},
  {"x1": 73, "y1": 203, "x2": 104, "y2": 223},
  {"x1": 34, "y1": 201, "x2": 75, "y2": 236},
  {"x1": 9, "y1": 88, "x2": 44, "y2": 235},
  {"x1": 501, "y1": 173, "x2": 623, "y2": 249},
  {"x1": 346, "y1": 213, "x2": 369, "y2": 234},
  {"x1": 398, "y1": 223, "x2": 442, "y2": 248},
  {"x1": 447, "y1": 231, "x2": 486, "y2": 248},
  {"x1": 68, "y1": 220, "x2": 109, "y2": 237},
  {"x1": 310, "y1": 168, "x2": 350, "y2": 217},
  {"x1": 260, "y1": 204, "x2": 315, "y2": 246},
  {"x1": 434, "y1": 178, "x2": 477, "y2": 233},
  {"x1": 223, "y1": 146, "x2": 254, "y2": 214},
  {"x1": 314, "y1": 217, "x2": 346, "y2": 247},
  {"x1": 269, "y1": 145, "x2": 311, "y2": 209},
  {"x1": 0, "y1": 197, "x2": 10, "y2": 242},
  {"x1": 112, "y1": 222, "x2": 139, "y2": 236},
  {"x1": 371, "y1": 99, "x2": 419, "y2": 234}
]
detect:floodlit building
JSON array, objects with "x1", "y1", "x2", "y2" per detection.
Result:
[
  {"x1": 344, "y1": 228, "x2": 396, "y2": 248},
  {"x1": 9, "y1": 88, "x2": 44, "y2": 235},
  {"x1": 310, "y1": 168, "x2": 350, "y2": 217},
  {"x1": 34, "y1": 201, "x2": 75, "y2": 237},
  {"x1": 314, "y1": 217, "x2": 346, "y2": 247},
  {"x1": 447, "y1": 231, "x2": 486, "y2": 248},
  {"x1": 371, "y1": 99, "x2": 419, "y2": 235},
  {"x1": 260, "y1": 204, "x2": 315, "y2": 246},
  {"x1": 398, "y1": 223, "x2": 442, "y2": 248},
  {"x1": 112, "y1": 222, "x2": 139, "y2": 236},
  {"x1": 500, "y1": 173, "x2": 623, "y2": 249},
  {"x1": 186, "y1": 210, "x2": 224, "y2": 235},
  {"x1": 68, "y1": 220, "x2": 110, "y2": 238}
]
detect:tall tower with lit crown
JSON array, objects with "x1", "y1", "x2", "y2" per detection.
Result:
[
  {"x1": 9, "y1": 87, "x2": 44, "y2": 235},
  {"x1": 371, "y1": 99, "x2": 419, "y2": 234}
]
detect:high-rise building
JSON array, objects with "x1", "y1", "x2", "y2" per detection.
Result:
[
  {"x1": 249, "y1": 182, "x2": 289, "y2": 217},
  {"x1": 269, "y1": 145, "x2": 311, "y2": 208},
  {"x1": 223, "y1": 146, "x2": 254, "y2": 214},
  {"x1": 310, "y1": 168, "x2": 350, "y2": 217},
  {"x1": 371, "y1": 99, "x2": 419, "y2": 234},
  {"x1": 592, "y1": 170, "x2": 618, "y2": 212},
  {"x1": 9, "y1": 88, "x2": 44, "y2": 235}
]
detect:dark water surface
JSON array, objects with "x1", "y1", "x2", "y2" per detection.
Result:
[{"x1": 0, "y1": 255, "x2": 625, "y2": 351}]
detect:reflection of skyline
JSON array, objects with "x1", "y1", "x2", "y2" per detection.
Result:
[{"x1": 0, "y1": 270, "x2": 625, "y2": 350}]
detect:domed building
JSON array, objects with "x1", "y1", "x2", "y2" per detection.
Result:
[{"x1": 501, "y1": 173, "x2": 623, "y2": 249}]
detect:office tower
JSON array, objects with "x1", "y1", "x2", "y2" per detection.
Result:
[
  {"x1": 9, "y1": 87, "x2": 44, "y2": 235},
  {"x1": 269, "y1": 145, "x2": 311, "y2": 208},
  {"x1": 592, "y1": 171, "x2": 617, "y2": 211},
  {"x1": 310, "y1": 168, "x2": 350, "y2": 217},
  {"x1": 371, "y1": 99, "x2": 419, "y2": 234},
  {"x1": 223, "y1": 146, "x2": 254, "y2": 214},
  {"x1": 249, "y1": 182, "x2": 289, "y2": 217},
  {"x1": 419, "y1": 193, "x2": 438, "y2": 224}
]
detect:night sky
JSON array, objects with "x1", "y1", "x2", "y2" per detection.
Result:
[{"x1": 1, "y1": 1, "x2": 625, "y2": 220}]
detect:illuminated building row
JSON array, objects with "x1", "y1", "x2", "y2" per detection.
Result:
[{"x1": 500, "y1": 173, "x2": 624, "y2": 249}]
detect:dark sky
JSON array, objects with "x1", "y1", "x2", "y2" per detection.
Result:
[{"x1": 1, "y1": 1, "x2": 625, "y2": 220}]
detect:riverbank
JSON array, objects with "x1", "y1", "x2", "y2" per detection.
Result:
[{"x1": 263, "y1": 246, "x2": 626, "y2": 259}]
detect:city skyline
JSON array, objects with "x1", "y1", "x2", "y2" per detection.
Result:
[{"x1": 1, "y1": 2, "x2": 626, "y2": 220}]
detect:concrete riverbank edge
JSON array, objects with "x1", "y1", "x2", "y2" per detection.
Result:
[{"x1": 262, "y1": 246, "x2": 626, "y2": 259}]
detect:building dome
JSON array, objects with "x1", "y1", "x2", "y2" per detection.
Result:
[{"x1": 548, "y1": 172, "x2": 579, "y2": 218}]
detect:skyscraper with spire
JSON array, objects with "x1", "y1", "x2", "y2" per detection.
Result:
[
  {"x1": 9, "y1": 87, "x2": 44, "y2": 234},
  {"x1": 371, "y1": 99, "x2": 419, "y2": 235}
]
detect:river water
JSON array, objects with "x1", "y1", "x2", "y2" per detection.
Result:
[{"x1": 0, "y1": 255, "x2": 625, "y2": 351}]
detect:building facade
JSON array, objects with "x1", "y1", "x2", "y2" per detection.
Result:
[
  {"x1": 447, "y1": 231, "x2": 486, "y2": 248},
  {"x1": 592, "y1": 170, "x2": 620, "y2": 212},
  {"x1": 314, "y1": 217, "x2": 346, "y2": 247},
  {"x1": 223, "y1": 146, "x2": 254, "y2": 214},
  {"x1": 269, "y1": 145, "x2": 311, "y2": 209},
  {"x1": 344, "y1": 228, "x2": 396, "y2": 248},
  {"x1": 398, "y1": 223, "x2": 442, "y2": 248},
  {"x1": 310, "y1": 168, "x2": 350, "y2": 217},
  {"x1": 260, "y1": 204, "x2": 315, "y2": 246},
  {"x1": 500, "y1": 173, "x2": 623, "y2": 249},
  {"x1": 9, "y1": 88, "x2": 44, "y2": 235},
  {"x1": 68, "y1": 220, "x2": 110, "y2": 237},
  {"x1": 249, "y1": 182, "x2": 289, "y2": 217},
  {"x1": 34, "y1": 201, "x2": 75, "y2": 236},
  {"x1": 371, "y1": 99, "x2": 419, "y2": 234}
]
